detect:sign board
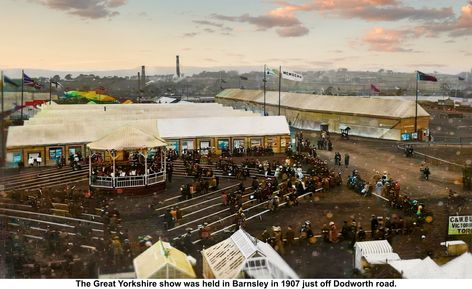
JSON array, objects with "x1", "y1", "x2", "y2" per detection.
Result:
[{"x1": 448, "y1": 215, "x2": 472, "y2": 235}]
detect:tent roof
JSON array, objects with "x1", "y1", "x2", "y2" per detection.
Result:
[
  {"x1": 201, "y1": 229, "x2": 298, "y2": 279},
  {"x1": 355, "y1": 240, "x2": 393, "y2": 255},
  {"x1": 133, "y1": 240, "x2": 196, "y2": 279},
  {"x1": 363, "y1": 253, "x2": 400, "y2": 265},
  {"x1": 87, "y1": 126, "x2": 167, "y2": 151},
  {"x1": 440, "y1": 252, "x2": 472, "y2": 278},
  {"x1": 157, "y1": 116, "x2": 289, "y2": 139},
  {"x1": 216, "y1": 89, "x2": 430, "y2": 119},
  {"x1": 388, "y1": 257, "x2": 441, "y2": 279}
]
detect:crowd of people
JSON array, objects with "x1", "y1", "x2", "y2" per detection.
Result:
[{"x1": 2, "y1": 186, "x2": 131, "y2": 278}]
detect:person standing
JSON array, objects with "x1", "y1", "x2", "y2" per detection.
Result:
[
  {"x1": 344, "y1": 153, "x2": 350, "y2": 168},
  {"x1": 370, "y1": 215, "x2": 379, "y2": 239}
]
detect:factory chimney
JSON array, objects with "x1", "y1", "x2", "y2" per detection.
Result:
[
  {"x1": 176, "y1": 55, "x2": 181, "y2": 78},
  {"x1": 141, "y1": 65, "x2": 146, "y2": 87}
]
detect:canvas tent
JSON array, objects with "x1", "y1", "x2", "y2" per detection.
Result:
[
  {"x1": 201, "y1": 229, "x2": 298, "y2": 279},
  {"x1": 133, "y1": 240, "x2": 196, "y2": 279},
  {"x1": 354, "y1": 240, "x2": 399, "y2": 273},
  {"x1": 216, "y1": 89, "x2": 431, "y2": 140}
]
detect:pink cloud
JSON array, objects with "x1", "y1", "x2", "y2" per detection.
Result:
[
  {"x1": 270, "y1": 0, "x2": 453, "y2": 22},
  {"x1": 362, "y1": 27, "x2": 414, "y2": 52}
]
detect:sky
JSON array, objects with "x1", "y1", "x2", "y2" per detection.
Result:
[{"x1": 0, "y1": 0, "x2": 471, "y2": 74}]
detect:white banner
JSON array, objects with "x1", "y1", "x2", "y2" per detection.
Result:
[{"x1": 281, "y1": 69, "x2": 303, "y2": 82}]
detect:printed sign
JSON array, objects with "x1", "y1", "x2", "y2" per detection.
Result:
[{"x1": 448, "y1": 215, "x2": 472, "y2": 235}]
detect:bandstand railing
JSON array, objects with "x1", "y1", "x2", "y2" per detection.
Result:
[
  {"x1": 91, "y1": 176, "x2": 114, "y2": 188},
  {"x1": 147, "y1": 171, "x2": 165, "y2": 185},
  {"x1": 115, "y1": 175, "x2": 146, "y2": 188}
]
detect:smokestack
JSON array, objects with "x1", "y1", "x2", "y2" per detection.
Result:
[
  {"x1": 176, "y1": 55, "x2": 181, "y2": 78},
  {"x1": 141, "y1": 65, "x2": 146, "y2": 87},
  {"x1": 138, "y1": 72, "x2": 141, "y2": 92}
]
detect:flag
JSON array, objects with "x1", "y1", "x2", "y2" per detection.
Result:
[
  {"x1": 23, "y1": 72, "x2": 42, "y2": 89},
  {"x1": 3, "y1": 75, "x2": 19, "y2": 87},
  {"x1": 50, "y1": 80, "x2": 63, "y2": 88},
  {"x1": 281, "y1": 69, "x2": 303, "y2": 82},
  {"x1": 416, "y1": 71, "x2": 437, "y2": 82},
  {"x1": 458, "y1": 76, "x2": 465, "y2": 81},
  {"x1": 239, "y1": 75, "x2": 248, "y2": 81},
  {"x1": 370, "y1": 84, "x2": 380, "y2": 93},
  {"x1": 265, "y1": 67, "x2": 278, "y2": 77}
]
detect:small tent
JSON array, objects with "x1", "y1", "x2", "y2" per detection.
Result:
[
  {"x1": 133, "y1": 240, "x2": 196, "y2": 279},
  {"x1": 201, "y1": 229, "x2": 298, "y2": 279},
  {"x1": 354, "y1": 240, "x2": 400, "y2": 273}
]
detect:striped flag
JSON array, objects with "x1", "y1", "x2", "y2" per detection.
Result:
[{"x1": 23, "y1": 72, "x2": 42, "y2": 89}]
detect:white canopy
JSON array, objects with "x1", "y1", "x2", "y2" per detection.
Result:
[
  {"x1": 87, "y1": 126, "x2": 167, "y2": 151},
  {"x1": 201, "y1": 229, "x2": 298, "y2": 279},
  {"x1": 157, "y1": 116, "x2": 290, "y2": 139}
]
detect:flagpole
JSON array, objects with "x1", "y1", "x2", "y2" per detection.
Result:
[
  {"x1": 263, "y1": 64, "x2": 266, "y2": 116},
  {"x1": 278, "y1": 66, "x2": 281, "y2": 116},
  {"x1": 414, "y1": 71, "x2": 418, "y2": 133},
  {"x1": 1, "y1": 70, "x2": 4, "y2": 166},
  {"x1": 49, "y1": 78, "x2": 52, "y2": 104},
  {"x1": 21, "y1": 69, "x2": 24, "y2": 122}
]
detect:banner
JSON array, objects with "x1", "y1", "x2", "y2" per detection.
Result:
[
  {"x1": 281, "y1": 69, "x2": 303, "y2": 82},
  {"x1": 448, "y1": 215, "x2": 472, "y2": 235}
]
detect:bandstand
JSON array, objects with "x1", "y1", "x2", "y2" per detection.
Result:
[{"x1": 87, "y1": 127, "x2": 167, "y2": 192}]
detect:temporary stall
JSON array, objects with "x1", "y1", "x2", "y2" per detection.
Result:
[
  {"x1": 354, "y1": 240, "x2": 399, "y2": 273},
  {"x1": 133, "y1": 240, "x2": 196, "y2": 279},
  {"x1": 201, "y1": 229, "x2": 298, "y2": 279}
]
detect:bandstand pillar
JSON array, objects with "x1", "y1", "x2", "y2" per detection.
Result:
[
  {"x1": 144, "y1": 150, "x2": 148, "y2": 185},
  {"x1": 88, "y1": 150, "x2": 92, "y2": 186}
]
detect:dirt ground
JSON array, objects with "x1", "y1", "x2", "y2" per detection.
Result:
[{"x1": 105, "y1": 134, "x2": 471, "y2": 278}]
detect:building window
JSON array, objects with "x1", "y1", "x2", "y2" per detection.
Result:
[
  {"x1": 182, "y1": 140, "x2": 194, "y2": 151},
  {"x1": 233, "y1": 139, "x2": 245, "y2": 149},
  {"x1": 217, "y1": 139, "x2": 229, "y2": 150},
  {"x1": 167, "y1": 140, "x2": 179, "y2": 152},
  {"x1": 12, "y1": 152, "x2": 22, "y2": 163},
  {"x1": 250, "y1": 138, "x2": 262, "y2": 147},
  {"x1": 49, "y1": 147, "x2": 63, "y2": 161}
]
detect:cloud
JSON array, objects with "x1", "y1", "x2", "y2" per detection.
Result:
[
  {"x1": 192, "y1": 19, "x2": 234, "y2": 36},
  {"x1": 362, "y1": 27, "x2": 416, "y2": 52},
  {"x1": 276, "y1": 24, "x2": 309, "y2": 37},
  {"x1": 271, "y1": 0, "x2": 453, "y2": 22},
  {"x1": 212, "y1": 13, "x2": 308, "y2": 37},
  {"x1": 35, "y1": 0, "x2": 128, "y2": 19},
  {"x1": 193, "y1": 20, "x2": 224, "y2": 28},
  {"x1": 183, "y1": 32, "x2": 198, "y2": 38},
  {"x1": 410, "y1": 3, "x2": 472, "y2": 38}
]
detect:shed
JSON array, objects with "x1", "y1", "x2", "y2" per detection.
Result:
[
  {"x1": 133, "y1": 240, "x2": 196, "y2": 279},
  {"x1": 201, "y1": 229, "x2": 298, "y2": 279}
]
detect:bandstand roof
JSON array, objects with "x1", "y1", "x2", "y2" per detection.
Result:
[{"x1": 87, "y1": 126, "x2": 167, "y2": 151}]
